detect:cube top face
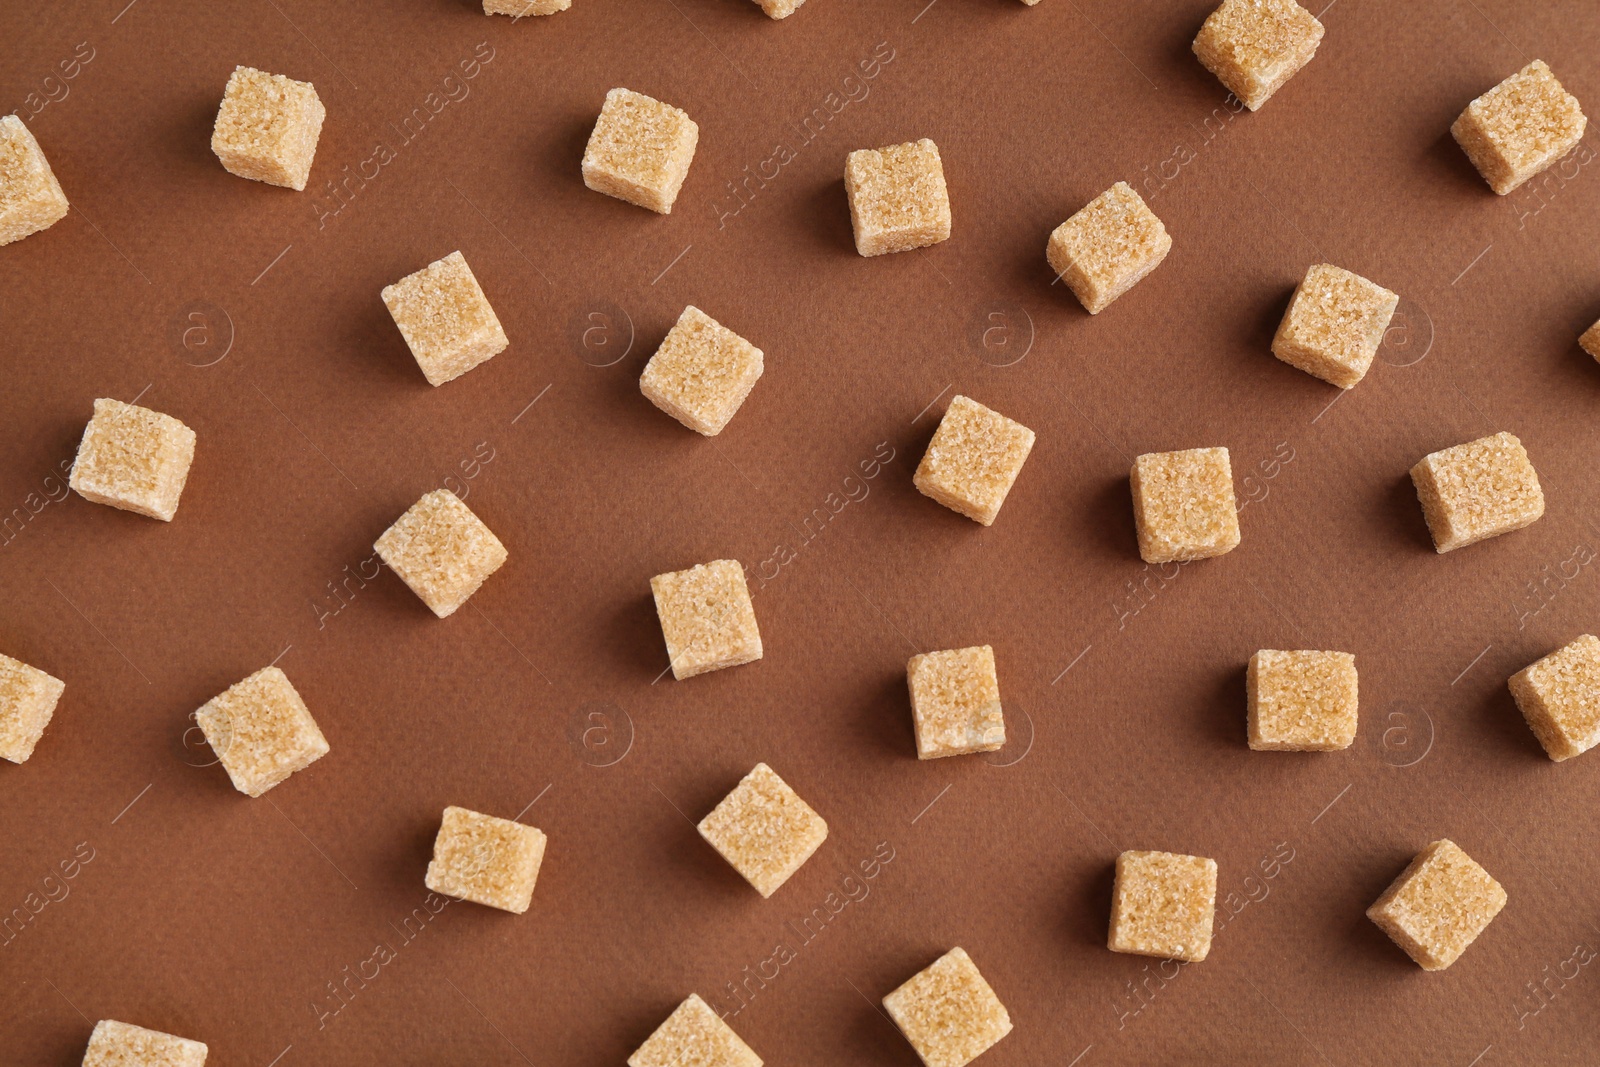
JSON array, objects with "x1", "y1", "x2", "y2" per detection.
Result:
[
  {"x1": 1410, "y1": 431, "x2": 1544, "y2": 553},
  {"x1": 69, "y1": 398, "x2": 198, "y2": 522},
  {"x1": 627, "y1": 994, "x2": 762, "y2": 1067},
  {"x1": 882, "y1": 947, "x2": 1013, "y2": 1067},
  {"x1": 0, "y1": 651, "x2": 64, "y2": 764},
  {"x1": 650, "y1": 559, "x2": 763, "y2": 680},
  {"x1": 913, "y1": 395, "x2": 1036, "y2": 526},
  {"x1": 640, "y1": 305, "x2": 765, "y2": 436},
  {"x1": 1580, "y1": 319, "x2": 1600, "y2": 364},
  {"x1": 582, "y1": 88, "x2": 700, "y2": 214},
  {"x1": 1193, "y1": 0, "x2": 1324, "y2": 111},
  {"x1": 1130, "y1": 447, "x2": 1240, "y2": 564},
  {"x1": 906, "y1": 645, "x2": 1005, "y2": 760},
  {"x1": 1271, "y1": 263, "x2": 1399, "y2": 389},
  {"x1": 1366, "y1": 839, "x2": 1506, "y2": 970},
  {"x1": 83, "y1": 1019, "x2": 208, "y2": 1067},
  {"x1": 697, "y1": 762, "x2": 829, "y2": 898},
  {"x1": 1247, "y1": 649, "x2": 1358, "y2": 751},
  {"x1": 424, "y1": 805, "x2": 547, "y2": 913},
  {"x1": 194, "y1": 666, "x2": 329, "y2": 798},
  {"x1": 210, "y1": 65, "x2": 325, "y2": 191},
  {"x1": 0, "y1": 114, "x2": 70, "y2": 246},
  {"x1": 1509, "y1": 634, "x2": 1600, "y2": 761},
  {"x1": 381, "y1": 251, "x2": 510, "y2": 386},
  {"x1": 1108, "y1": 850, "x2": 1218, "y2": 962},
  {"x1": 844, "y1": 139, "x2": 952, "y2": 257},
  {"x1": 1047, "y1": 181, "x2": 1171, "y2": 315},
  {"x1": 1452, "y1": 60, "x2": 1587, "y2": 195},
  {"x1": 374, "y1": 489, "x2": 509, "y2": 617},
  {"x1": 484, "y1": 0, "x2": 571, "y2": 14}
]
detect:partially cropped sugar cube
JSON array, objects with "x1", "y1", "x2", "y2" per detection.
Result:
[
  {"x1": 1509, "y1": 634, "x2": 1600, "y2": 762},
  {"x1": 906, "y1": 645, "x2": 1005, "y2": 760},
  {"x1": 751, "y1": 0, "x2": 804, "y2": 17},
  {"x1": 82, "y1": 1020, "x2": 207, "y2": 1067},
  {"x1": 1272, "y1": 264, "x2": 1399, "y2": 388},
  {"x1": 484, "y1": 0, "x2": 570, "y2": 14},
  {"x1": 1581, "y1": 318, "x2": 1600, "y2": 364},
  {"x1": 210, "y1": 65, "x2": 325, "y2": 191},
  {"x1": 913, "y1": 396, "x2": 1035, "y2": 526},
  {"x1": 1108, "y1": 850, "x2": 1218, "y2": 963},
  {"x1": 195, "y1": 666, "x2": 329, "y2": 798},
  {"x1": 0, "y1": 651, "x2": 64, "y2": 764},
  {"x1": 650, "y1": 559, "x2": 762, "y2": 680},
  {"x1": 698, "y1": 763, "x2": 828, "y2": 898},
  {"x1": 1452, "y1": 61, "x2": 1587, "y2": 196},
  {"x1": 640, "y1": 306, "x2": 764, "y2": 436},
  {"x1": 374, "y1": 490, "x2": 507, "y2": 618},
  {"x1": 69, "y1": 398, "x2": 197, "y2": 522},
  {"x1": 0, "y1": 115, "x2": 70, "y2": 246},
  {"x1": 1047, "y1": 182, "x2": 1171, "y2": 314},
  {"x1": 1367, "y1": 839, "x2": 1507, "y2": 970},
  {"x1": 582, "y1": 88, "x2": 699, "y2": 214},
  {"x1": 629, "y1": 995, "x2": 762, "y2": 1067},
  {"x1": 425, "y1": 805, "x2": 547, "y2": 914},
  {"x1": 1410, "y1": 432, "x2": 1544, "y2": 553},
  {"x1": 1248, "y1": 650, "x2": 1358, "y2": 751},
  {"x1": 381, "y1": 251, "x2": 509, "y2": 386},
  {"x1": 1130, "y1": 447, "x2": 1240, "y2": 564},
  {"x1": 882, "y1": 947, "x2": 1013, "y2": 1067},
  {"x1": 1193, "y1": 0, "x2": 1324, "y2": 111},
  {"x1": 844, "y1": 139, "x2": 952, "y2": 257}
]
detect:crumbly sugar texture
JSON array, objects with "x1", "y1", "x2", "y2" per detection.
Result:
[
  {"x1": 1366, "y1": 839, "x2": 1507, "y2": 970},
  {"x1": 1509, "y1": 634, "x2": 1600, "y2": 761},
  {"x1": 1108, "y1": 850, "x2": 1219, "y2": 963},
  {"x1": 82, "y1": 1020, "x2": 208, "y2": 1067},
  {"x1": 1248, "y1": 650, "x2": 1358, "y2": 751},
  {"x1": 424, "y1": 805, "x2": 547, "y2": 913},
  {"x1": 210, "y1": 66, "x2": 325, "y2": 191},
  {"x1": 194, "y1": 667, "x2": 329, "y2": 798},
  {"x1": 581, "y1": 88, "x2": 699, "y2": 214},
  {"x1": 1130, "y1": 447, "x2": 1241, "y2": 563},
  {"x1": 629, "y1": 995, "x2": 762, "y2": 1067},
  {"x1": 1410, "y1": 432, "x2": 1544, "y2": 553},
  {"x1": 1452, "y1": 60, "x2": 1587, "y2": 195},
  {"x1": 697, "y1": 763, "x2": 829, "y2": 898},
  {"x1": 0, "y1": 115, "x2": 69, "y2": 245},
  {"x1": 1271, "y1": 264, "x2": 1399, "y2": 388},
  {"x1": 69, "y1": 398, "x2": 197, "y2": 522},
  {"x1": 0, "y1": 651, "x2": 65, "y2": 764},
  {"x1": 484, "y1": 0, "x2": 570, "y2": 14},
  {"x1": 640, "y1": 306, "x2": 765, "y2": 435},
  {"x1": 906, "y1": 646, "x2": 1005, "y2": 760},
  {"x1": 381, "y1": 251, "x2": 509, "y2": 386},
  {"x1": 752, "y1": 0, "x2": 804, "y2": 17},
  {"x1": 650, "y1": 559, "x2": 763, "y2": 680},
  {"x1": 913, "y1": 396, "x2": 1035, "y2": 526},
  {"x1": 881, "y1": 947, "x2": 1013, "y2": 1067},
  {"x1": 1581, "y1": 319, "x2": 1600, "y2": 363},
  {"x1": 1047, "y1": 182, "x2": 1171, "y2": 314},
  {"x1": 844, "y1": 139, "x2": 952, "y2": 257},
  {"x1": 374, "y1": 490, "x2": 508, "y2": 618},
  {"x1": 1192, "y1": 0, "x2": 1325, "y2": 111}
]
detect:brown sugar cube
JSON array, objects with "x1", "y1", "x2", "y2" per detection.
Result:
[
  {"x1": 484, "y1": 0, "x2": 570, "y2": 14},
  {"x1": 1108, "y1": 850, "x2": 1218, "y2": 963},
  {"x1": 882, "y1": 947, "x2": 1013, "y2": 1067},
  {"x1": 640, "y1": 306, "x2": 764, "y2": 435},
  {"x1": 381, "y1": 251, "x2": 509, "y2": 386},
  {"x1": 194, "y1": 666, "x2": 329, "y2": 798},
  {"x1": 210, "y1": 66, "x2": 325, "y2": 191},
  {"x1": 913, "y1": 396, "x2": 1035, "y2": 526},
  {"x1": 650, "y1": 559, "x2": 762, "y2": 680},
  {"x1": 1509, "y1": 634, "x2": 1600, "y2": 762},
  {"x1": 424, "y1": 805, "x2": 547, "y2": 914},
  {"x1": 1271, "y1": 264, "x2": 1399, "y2": 388},
  {"x1": 698, "y1": 763, "x2": 828, "y2": 898},
  {"x1": 0, "y1": 115, "x2": 69, "y2": 246},
  {"x1": 582, "y1": 88, "x2": 699, "y2": 214},
  {"x1": 1193, "y1": 0, "x2": 1324, "y2": 112},
  {"x1": 629, "y1": 994, "x2": 762, "y2": 1067},
  {"x1": 0, "y1": 651, "x2": 65, "y2": 764},
  {"x1": 844, "y1": 139, "x2": 952, "y2": 257},
  {"x1": 1130, "y1": 447, "x2": 1240, "y2": 564},
  {"x1": 1047, "y1": 182, "x2": 1171, "y2": 315},
  {"x1": 1367, "y1": 839, "x2": 1507, "y2": 970},
  {"x1": 69, "y1": 398, "x2": 197, "y2": 522},
  {"x1": 82, "y1": 1020, "x2": 208, "y2": 1067},
  {"x1": 906, "y1": 646, "x2": 1005, "y2": 760},
  {"x1": 374, "y1": 490, "x2": 508, "y2": 618},
  {"x1": 752, "y1": 0, "x2": 805, "y2": 16},
  {"x1": 1410, "y1": 431, "x2": 1544, "y2": 553},
  {"x1": 1580, "y1": 318, "x2": 1600, "y2": 363},
  {"x1": 1247, "y1": 650, "x2": 1358, "y2": 751},
  {"x1": 1452, "y1": 61, "x2": 1587, "y2": 196}
]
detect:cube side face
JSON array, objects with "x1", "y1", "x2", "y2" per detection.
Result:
[
  {"x1": 844, "y1": 140, "x2": 951, "y2": 257},
  {"x1": 912, "y1": 395, "x2": 1036, "y2": 525},
  {"x1": 582, "y1": 88, "x2": 700, "y2": 214},
  {"x1": 84, "y1": 1020, "x2": 209, "y2": 1067},
  {"x1": 639, "y1": 306, "x2": 765, "y2": 435},
  {"x1": 1108, "y1": 850, "x2": 1218, "y2": 962},
  {"x1": 484, "y1": 0, "x2": 572, "y2": 14},
  {"x1": 1410, "y1": 432, "x2": 1544, "y2": 553},
  {"x1": 882, "y1": 948, "x2": 1013, "y2": 1067},
  {"x1": 1193, "y1": 0, "x2": 1324, "y2": 111},
  {"x1": 0, "y1": 115, "x2": 70, "y2": 246},
  {"x1": 374, "y1": 490, "x2": 509, "y2": 617},
  {"x1": 210, "y1": 67, "x2": 325, "y2": 191},
  {"x1": 1271, "y1": 264, "x2": 1398, "y2": 388},
  {"x1": 1130, "y1": 448, "x2": 1240, "y2": 563},
  {"x1": 1366, "y1": 840, "x2": 1506, "y2": 970},
  {"x1": 425, "y1": 806, "x2": 546, "y2": 913},
  {"x1": 697, "y1": 763, "x2": 828, "y2": 897},
  {"x1": 906, "y1": 646, "x2": 1005, "y2": 759},
  {"x1": 650, "y1": 560, "x2": 763, "y2": 679},
  {"x1": 1452, "y1": 61, "x2": 1587, "y2": 195},
  {"x1": 628, "y1": 995, "x2": 762, "y2": 1067},
  {"x1": 1509, "y1": 634, "x2": 1600, "y2": 761},
  {"x1": 1580, "y1": 320, "x2": 1600, "y2": 363},
  {"x1": 381, "y1": 251, "x2": 509, "y2": 386},
  {"x1": 69, "y1": 399, "x2": 197, "y2": 522},
  {"x1": 1247, "y1": 650, "x2": 1358, "y2": 751},
  {"x1": 194, "y1": 667, "x2": 329, "y2": 797},
  {"x1": 1046, "y1": 182, "x2": 1170, "y2": 314},
  {"x1": 0, "y1": 652, "x2": 65, "y2": 764}
]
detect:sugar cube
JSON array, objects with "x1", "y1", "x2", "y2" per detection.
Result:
[
  {"x1": 1271, "y1": 264, "x2": 1399, "y2": 388},
  {"x1": 1130, "y1": 447, "x2": 1240, "y2": 564},
  {"x1": 628, "y1": 994, "x2": 761, "y2": 1067},
  {"x1": 195, "y1": 666, "x2": 329, "y2": 798},
  {"x1": 1047, "y1": 182, "x2": 1171, "y2": 314},
  {"x1": 582, "y1": 88, "x2": 699, "y2": 214},
  {"x1": 906, "y1": 645, "x2": 1005, "y2": 760},
  {"x1": 1247, "y1": 649, "x2": 1358, "y2": 751},
  {"x1": 1193, "y1": 0, "x2": 1324, "y2": 112},
  {"x1": 0, "y1": 115, "x2": 69, "y2": 246},
  {"x1": 210, "y1": 66, "x2": 325, "y2": 191},
  {"x1": 1580, "y1": 318, "x2": 1600, "y2": 363},
  {"x1": 1452, "y1": 60, "x2": 1587, "y2": 195},
  {"x1": 425, "y1": 805, "x2": 547, "y2": 914},
  {"x1": 640, "y1": 306, "x2": 764, "y2": 436},
  {"x1": 374, "y1": 489, "x2": 508, "y2": 618},
  {"x1": 844, "y1": 139, "x2": 952, "y2": 257},
  {"x1": 0, "y1": 651, "x2": 64, "y2": 764},
  {"x1": 882, "y1": 947, "x2": 1012, "y2": 1067},
  {"x1": 82, "y1": 1020, "x2": 207, "y2": 1067},
  {"x1": 698, "y1": 763, "x2": 828, "y2": 898},
  {"x1": 751, "y1": 0, "x2": 804, "y2": 17},
  {"x1": 381, "y1": 251, "x2": 509, "y2": 386},
  {"x1": 69, "y1": 398, "x2": 197, "y2": 522},
  {"x1": 1410, "y1": 431, "x2": 1544, "y2": 553},
  {"x1": 1366, "y1": 839, "x2": 1507, "y2": 970},
  {"x1": 484, "y1": 0, "x2": 570, "y2": 14},
  {"x1": 650, "y1": 559, "x2": 762, "y2": 680},
  {"x1": 1509, "y1": 634, "x2": 1600, "y2": 762},
  {"x1": 913, "y1": 396, "x2": 1035, "y2": 526},
  {"x1": 1108, "y1": 849, "x2": 1218, "y2": 962}
]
